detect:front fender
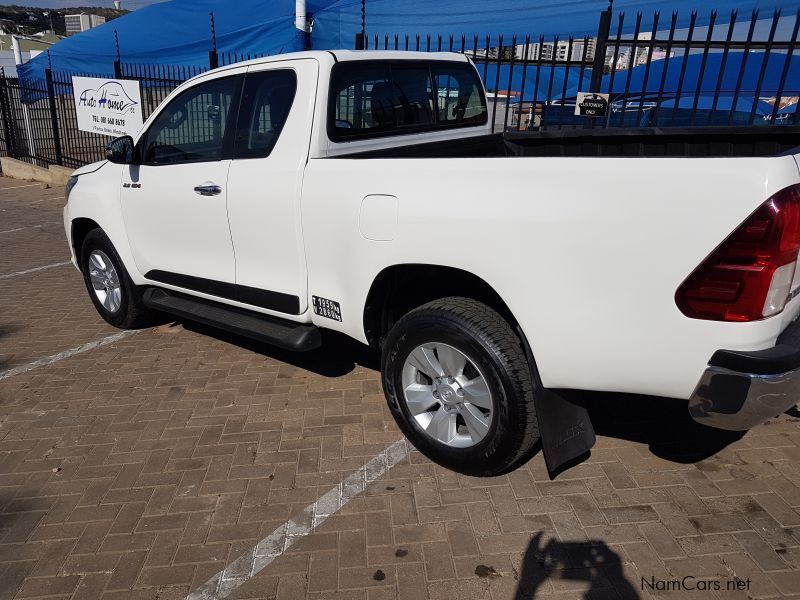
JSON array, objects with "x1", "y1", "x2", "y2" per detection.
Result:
[{"x1": 64, "y1": 163, "x2": 142, "y2": 283}]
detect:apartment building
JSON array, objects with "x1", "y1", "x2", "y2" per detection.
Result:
[
  {"x1": 65, "y1": 13, "x2": 105, "y2": 36},
  {"x1": 516, "y1": 38, "x2": 596, "y2": 63}
]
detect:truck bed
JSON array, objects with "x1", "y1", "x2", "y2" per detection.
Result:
[{"x1": 340, "y1": 127, "x2": 800, "y2": 159}]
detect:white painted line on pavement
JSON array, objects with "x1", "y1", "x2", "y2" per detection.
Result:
[
  {"x1": 0, "y1": 221, "x2": 61, "y2": 235},
  {"x1": 26, "y1": 196, "x2": 65, "y2": 205},
  {"x1": 0, "y1": 330, "x2": 138, "y2": 381},
  {"x1": 0, "y1": 183, "x2": 42, "y2": 191},
  {"x1": 0, "y1": 261, "x2": 71, "y2": 279},
  {"x1": 185, "y1": 439, "x2": 409, "y2": 600},
  {"x1": 0, "y1": 194, "x2": 61, "y2": 203}
]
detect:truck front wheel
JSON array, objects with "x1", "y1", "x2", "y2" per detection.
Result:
[
  {"x1": 381, "y1": 297, "x2": 540, "y2": 476},
  {"x1": 80, "y1": 228, "x2": 151, "y2": 329}
]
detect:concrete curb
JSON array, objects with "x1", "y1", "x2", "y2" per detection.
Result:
[{"x1": 0, "y1": 157, "x2": 74, "y2": 187}]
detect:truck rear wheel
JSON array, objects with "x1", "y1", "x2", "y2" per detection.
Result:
[
  {"x1": 80, "y1": 228, "x2": 151, "y2": 329},
  {"x1": 381, "y1": 297, "x2": 540, "y2": 476}
]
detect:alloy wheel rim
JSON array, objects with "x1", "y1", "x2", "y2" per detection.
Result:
[
  {"x1": 400, "y1": 342, "x2": 493, "y2": 448},
  {"x1": 88, "y1": 250, "x2": 122, "y2": 313}
]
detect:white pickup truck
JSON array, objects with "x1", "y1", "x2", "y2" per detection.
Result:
[{"x1": 64, "y1": 50, "x2": 800, "y2": 477}]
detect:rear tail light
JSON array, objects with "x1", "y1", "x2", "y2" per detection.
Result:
[{"x1": 676, "y1": 184, "x2": 800, "y2": 322}]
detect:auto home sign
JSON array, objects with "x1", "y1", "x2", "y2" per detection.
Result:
[{"x1": 72, "y1": 76, "x2": 144, "y2": 138}]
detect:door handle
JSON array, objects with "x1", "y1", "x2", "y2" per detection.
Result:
[{"x1": 194, "y1": 182, "x2": 222, "y2": 196}]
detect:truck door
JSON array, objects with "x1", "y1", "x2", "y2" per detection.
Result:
[
  {"x1": 225, "y1": 59, "x2": 318, "y2": 316},
  {"x1": 121, "y1": 72, "x2": 243, "y2": 292}
]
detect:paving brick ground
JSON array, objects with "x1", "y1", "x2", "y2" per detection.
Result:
[{"x1": 0, "y1": 175, "x2": 799, "y2": 600}]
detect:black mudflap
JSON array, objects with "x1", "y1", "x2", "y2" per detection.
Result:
[
  {"x1": 534, "y1": 388, "x2": 596, "y2": 478},
  {"x1": 517, "y1": 326, "x2": 596, "y2": 479}
]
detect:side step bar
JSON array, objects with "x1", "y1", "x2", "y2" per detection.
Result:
[{"x1": 142, "y1": 288, "x2": 322, "y2": 352}]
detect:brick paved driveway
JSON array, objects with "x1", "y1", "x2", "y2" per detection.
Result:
[{"x1": 0, "y1": 176, "x2": 799, "y2": 600}]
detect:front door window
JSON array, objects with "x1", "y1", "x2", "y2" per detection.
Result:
[{"x1": 140, "y1": 76, "x2": 238, "y2": 165}]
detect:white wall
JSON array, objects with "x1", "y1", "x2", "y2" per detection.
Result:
[{"x1": 0, "y1": 50, "x2": 33, "y2": 78}]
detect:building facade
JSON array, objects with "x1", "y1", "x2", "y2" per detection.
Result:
[
  {"x1": 65, "y1": 13, "x2": 105, "y2": 36},
  {"x1": 516, "y1": 38, "x2": 596, "y2": 63}
]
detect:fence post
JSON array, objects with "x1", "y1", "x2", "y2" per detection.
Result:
[
  {"x1": 590, "y1": 4, "x2": 613, "y2": 92},
  {"x1": 360, "y1": 0, "x2": 366, "y2": 47},
  {"x1": 114, "y1": 29, "x2": 122, "y2": 78},
  {"x1": 0, "y1": 70, "x2": 17, "y2": 159},
  {"x1": 44, "y1": 68, "x2": 63, "y2": 166},
  {"x1": 209, "y1": 11, "x2": 219, "y2": 69},
  {"x1": 355, "y1": 33, "x2": 365, "y2": 50}
]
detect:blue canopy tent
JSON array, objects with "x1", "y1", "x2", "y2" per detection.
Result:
[
  {"x1": 21, "y1": 0, "x2": 797, "y2": 86},
  {"x1": 18, "y1": 0, "x2": 302, "y2": 87},
  {"x1": 482, "y1": 63, "x2": 593, "y2": 101},
  {"x1": 312, "y1": 0, "x2": 794, "y2": 50},
  {"x1": 565, "y1": 51, "x2": 800, "y2": 98},
  {"x1": 17, "y1": 0, "x2": 800, "y2": 108},
  {"x1": 661, "y1": 95, "x2": 776, "y2": 112}
]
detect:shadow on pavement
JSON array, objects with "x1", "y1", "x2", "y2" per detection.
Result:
[
  {"x1": 0, "y1": 325, "x2": 17, "y2": 372},
  {"x1": 575, "y1": 389, "x2": 745, "y2": 463},
  {"x1": 178, "y1": 320, "x2": 379, "y2": 377},
  {"x1": 513, "y1": 532, "x2": 640, "y2": 599},
  {"x1": 176, "y1": 319, "x2": 747, "y2": 466}
]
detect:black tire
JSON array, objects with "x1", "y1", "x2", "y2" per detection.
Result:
[
  {"x1": 381, "y1": 297, "x2": 540, "y2": 477},
  {"x1": 80, "y1": 228, "x2": 151, "y2": 329}
]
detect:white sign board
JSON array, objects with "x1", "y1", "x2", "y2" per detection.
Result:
[
  {"x1": 72, "y1": 76, "x2": 144, "y2": 138},
  {"x1": 574, "y1": 92, "x2": 610, "y2": 118}
]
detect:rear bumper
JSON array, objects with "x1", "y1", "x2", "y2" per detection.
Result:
[{"x1": 689, "y1": 317, "x2": 800, "y2": 430}]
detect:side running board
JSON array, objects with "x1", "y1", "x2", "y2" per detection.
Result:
[{"x1": 142, "y1": 288, "x2": 322, "y2": 352}]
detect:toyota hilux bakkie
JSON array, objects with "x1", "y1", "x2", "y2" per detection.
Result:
[{"x1": 64, "y1": 50, "x2": 800, "y2": 476}]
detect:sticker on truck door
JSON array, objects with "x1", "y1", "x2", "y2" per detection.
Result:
[{"x1": 312, "y1": 296, "x2": 342, "y2": 321}]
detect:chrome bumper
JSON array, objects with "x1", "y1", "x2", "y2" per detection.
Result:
[
  {"x1": 689, "y1": 318, "x2": 800, "y2": 431},
  {"x1": 689, "y1": 366, "x2": 800, "y2": 430}
]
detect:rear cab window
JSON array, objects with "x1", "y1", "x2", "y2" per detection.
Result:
[{"x1": 328, "y1": 59, "x2": 487, "y2": 142}]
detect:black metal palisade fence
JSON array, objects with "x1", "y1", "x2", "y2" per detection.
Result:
[
  {"x1": 0, "y1": 7, "x2": 797, "y2": 169},
  {"x1": 359, "y1": 7, "x2": 800, "y2": 133}
]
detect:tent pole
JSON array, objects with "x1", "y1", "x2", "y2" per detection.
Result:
[
  {"x1": 295, "y1": 0, "x2": 307, "y2": 32},
  {"x1": 296, "y1": 0, "x2": 311, "y2": 49}
]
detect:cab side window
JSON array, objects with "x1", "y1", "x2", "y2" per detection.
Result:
[
  {"x1": 234, "y1": 70, "x2": 298, "y2": 159},
  {"x1": 332, "y1": 65, "x2": 392, "y2": 133},
  {"x1": 330, "y1": 65, "x2": 435, "y2": 134},
  {"x1": 140, "y1": 76, "x2": 238, "y2": 165},
  {"x1": 329, "y1": 61, "x2": 487, "y2": 142},
  {"x1": 432, "y1": 65, "x2": 487, "y2": 125},
  {"x1": 391, "y1": 67, "x2": 435, "y2": 127}
]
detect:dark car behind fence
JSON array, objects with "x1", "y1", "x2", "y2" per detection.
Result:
[{"x1": 0, "y1": 7, "x2": 797, "y2": 170}]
